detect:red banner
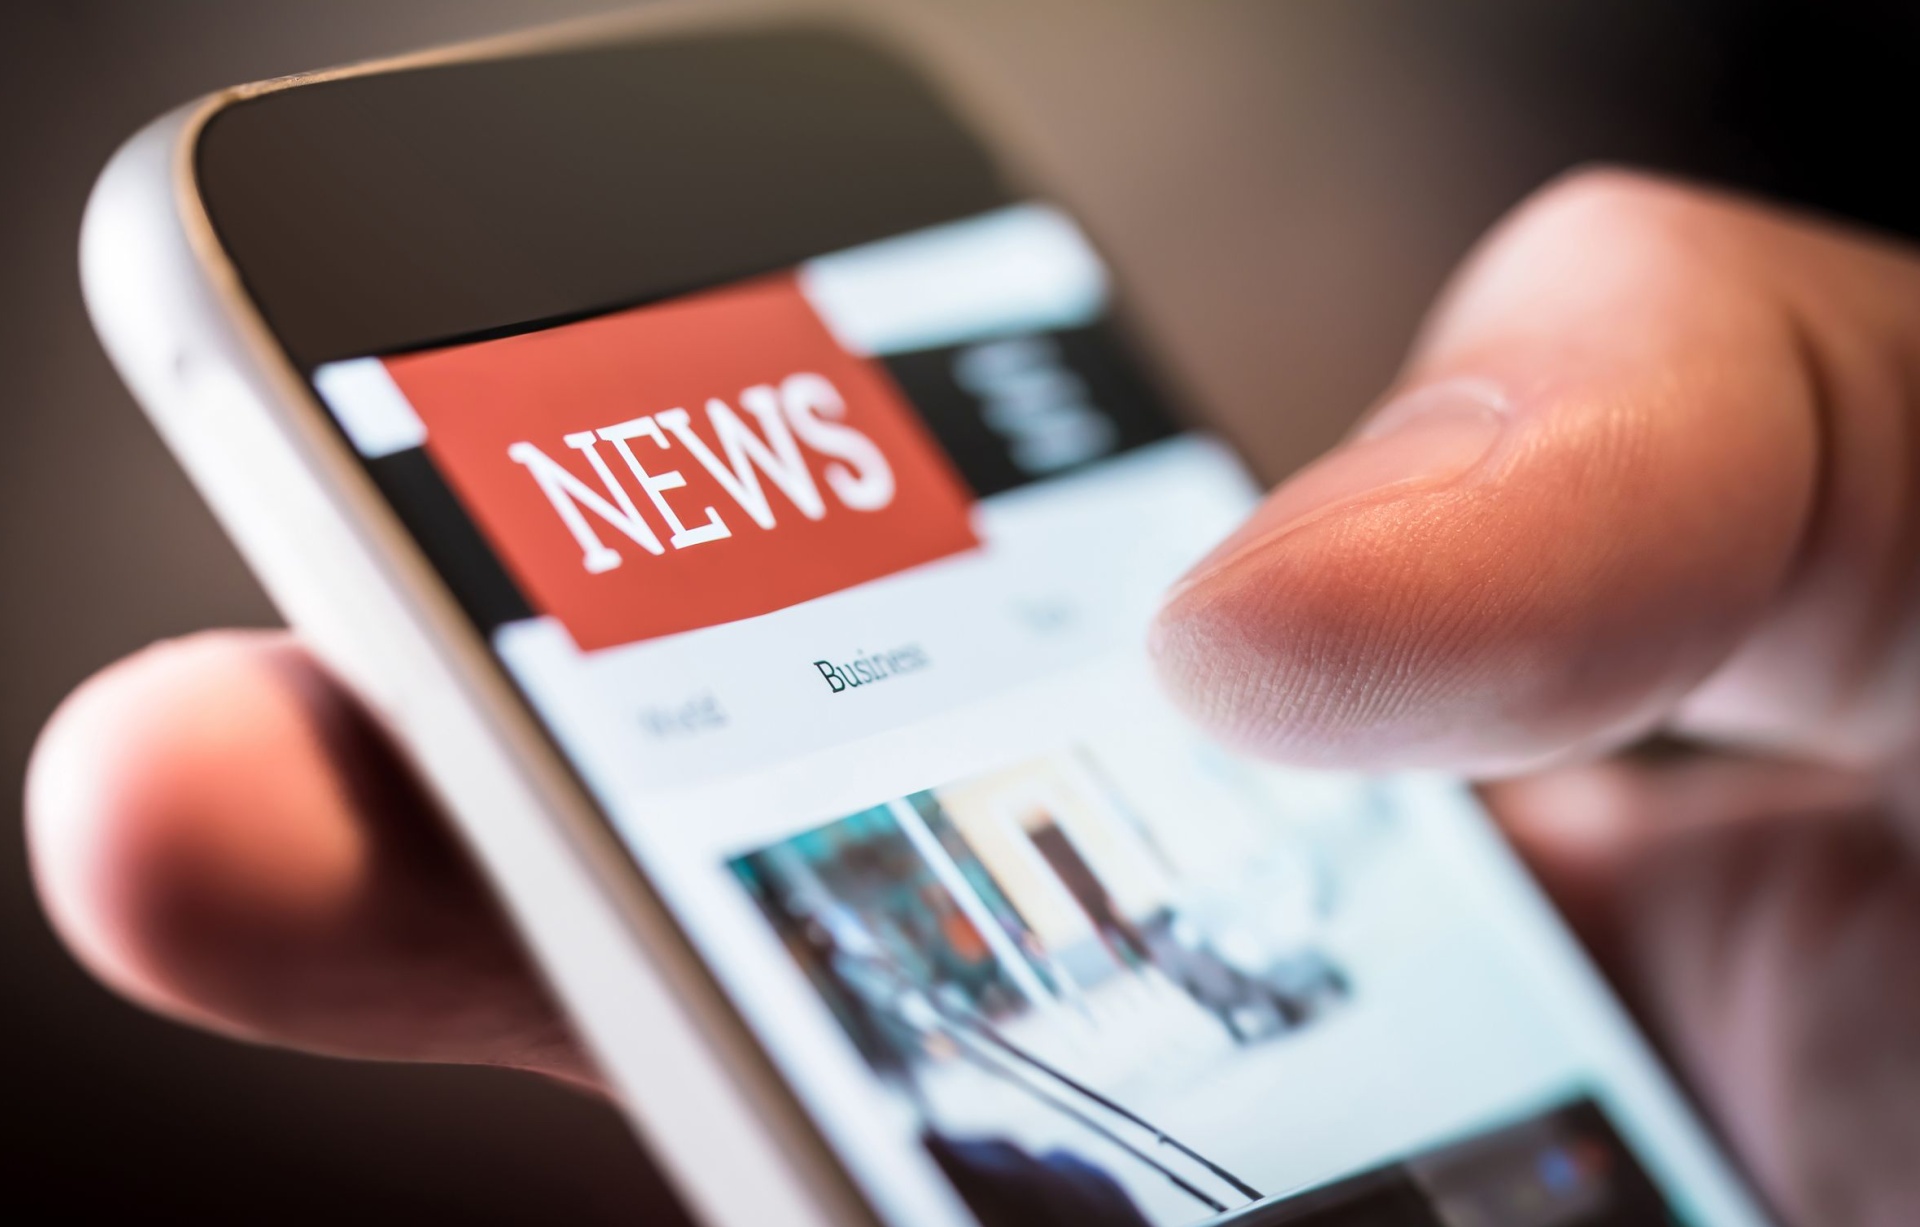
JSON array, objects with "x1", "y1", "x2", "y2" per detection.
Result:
[{"x1": 387, "y1": 274, "x2": 979, "y2": 650}]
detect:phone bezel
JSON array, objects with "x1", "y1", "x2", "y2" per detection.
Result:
[{"x1": 190, "y1": 17, "x2": 1015, "y2": 375}]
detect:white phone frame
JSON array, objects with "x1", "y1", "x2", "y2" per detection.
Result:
[{"x1": 77, "y1": 9, "x2": 918, "y2": 1227}]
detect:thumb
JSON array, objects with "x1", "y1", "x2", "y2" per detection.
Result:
[{"x1": 1153, "y1": 169, "x2": 1920, "y2": 773}]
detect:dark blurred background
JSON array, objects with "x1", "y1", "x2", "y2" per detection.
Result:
[{"x1": 4, "y1": 0, "x2": 1917, "y2": 1221}]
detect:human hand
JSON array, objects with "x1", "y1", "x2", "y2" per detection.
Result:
[
  {"x1": 1153, "y1": 169, "x2": 1920, "y2": 1226},
  {"x1": 27, "y1": 168, "x2": 1920, "y2": 1225}
]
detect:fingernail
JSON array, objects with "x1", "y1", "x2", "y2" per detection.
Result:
[{"x1": 1173, "y1": 379, "x2": 1509, "y2": 595}]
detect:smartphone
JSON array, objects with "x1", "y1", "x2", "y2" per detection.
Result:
[{"x1": 82, "y1": 10, "x2": 1775, "y2": 1227}]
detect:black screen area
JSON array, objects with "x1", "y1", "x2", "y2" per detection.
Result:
[{"x1": 194, "y1": 26, "x2": 1011, "y2": 371}]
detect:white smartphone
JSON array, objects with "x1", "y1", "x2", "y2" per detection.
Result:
[{"x1": 82, "y1": 10, "x2": 1776, "y2": 1227}]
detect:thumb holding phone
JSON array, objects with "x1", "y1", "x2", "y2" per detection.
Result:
[{"x1": 1156, "y1": 169, "x2": 1920, "y2": 1226}]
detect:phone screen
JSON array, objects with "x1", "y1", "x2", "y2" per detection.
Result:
[{"x1": 305, "y1": 201, "x2": 1770, "y2": 1227}]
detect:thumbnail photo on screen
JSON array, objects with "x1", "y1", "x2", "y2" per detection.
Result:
[{"x1": 729, "y1": 736, "x2": 1680, "y2": 1227}]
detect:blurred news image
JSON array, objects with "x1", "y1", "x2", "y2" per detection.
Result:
[
  {"x1": 729, "y1": 730, "x2": 1684, "y2": 1226},
  {"x1": 729, "y1": 743, "x2": 1357, "y2": 1069}
]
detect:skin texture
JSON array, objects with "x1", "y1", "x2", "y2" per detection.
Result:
[
  {"x1": 24, "y1": 168, "x2": 1920, "y2": 1224},
  {"x1": 26, "y1": 631, "x2": 591, "y2": 1086}
]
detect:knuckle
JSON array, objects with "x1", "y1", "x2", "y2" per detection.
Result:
[
  {"x1": 1514, "y1": 167, "x2": 1713, "y2": 251},
  {"x1": 1495, "y1": 166, "x2": 1755, "y2": 272},
  {"x1": 1418, "y1": 165, "x2": 1777, "y2": 351},
  {"x1": 1528, "y1": 165, "x2": 1688, "y2": 221}
]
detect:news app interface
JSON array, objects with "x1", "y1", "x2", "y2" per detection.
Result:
[{"x1": 314, "y1": 206, "x2": 1767, "y2": 1227}]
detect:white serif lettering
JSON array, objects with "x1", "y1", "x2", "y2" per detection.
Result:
[{"x1": 506, "y1": 373, "x2": 896, "y2": 574}]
